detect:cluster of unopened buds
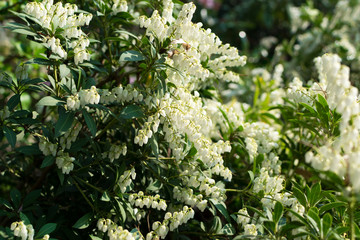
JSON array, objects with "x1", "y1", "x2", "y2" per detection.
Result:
[
  {"x1": 146, "y1": 206, "x2": 195, "y2": 239},
  {"x1": 55, "y1": 151, "x2": 75, "y2": 174},
  {"x1": 116, "y1": 168, "x2": 136, "y2": 193},
  {"x1": 97, "y1": 219, "x2": 136, "y2": 240},
  {"x1": 129, "y1": 192, "x2": 167, "y2": 211},
  {"x1": 39, "y1": 138, "x2": 57, "y2": 156},
  {"x1": 10, "y1": 221, "x2": 35, "y2": 240},
  {"x1": 106, "y1": 143, "x2": 127, "y2": 162}
]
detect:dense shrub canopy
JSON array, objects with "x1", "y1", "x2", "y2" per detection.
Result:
[{"x1": 1, "y1": 0, "x2": 360, "y2": 240}]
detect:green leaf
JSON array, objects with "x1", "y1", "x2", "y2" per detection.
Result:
[
  {"x1": 221, "y1": 223, "x2": 235, "y2": 235},
  {"x1": 319, "y1": 202, "x2": 346, "y2": 214},
  {"x1": 101, "y1": 192, "x2": 111, "y2": 202},
  {"x1": 12, "y1": 28, "x2": 37, "y2": 36},
  {"x1": 119, "y1": 50, "x2": 145, "y2": 62},
  {"x1": 317, "y1": 94, "x2": 329, "y2": 110},
  {"x1": 149, "y1": 137, "x2": 159, "y2": 159},
  {"x1": 82, "y1": 110, "x2": 96, "y2": 136},
  {"x1": 115, "y1": 199, "x2": 127, "y2": 224},
  {"x1": 23, "y1": 189, "x2": 41, "y2": 208},
  {"x1": 307, "y1": 207, "x2": 321, "y2": 233},
  {"x1": 26, "y1": 58, "x2": 56, "y2": 66},
  {"x1": 0, "y1": 197, "x2": 13, "y2": 210},
  {"x1": 293, "y1": 187, "x2": 307, "y2": 208},
  {"x1": 209, "y1": 199, "x2": 231, "y2": 223},
  {"x1": 273, "y1": 201, "x2": 284, "y2": 224},
  {"x1": 20, "y1": 212, "x2": 31, "y2": 225},
  {"x1": 119, "y1": 105, "x2": 144, "y2": 119},
  {"x1": 10, "y1": 189, "x2": 21, "y2": 209},
  {"x1": 209, "y1": 216, "x2": 222, "y2": 233},
  {"x1": 35, "y1": 223, "x2": 57, "y2": 238},
  {"x1": 72, "y1": 213, "x2": 92, "y2": 229},
  {"x1": 54, "y1": 111, "x2": 75, "y2": 138},
  {"x1": 37, "y1": 96, "x2": 65, "y2": 106},
  {"x1": 3, "y1": 126, "x2": 16, "y2": 148},
  {"x1": 322, "y1": 213, "x2": 332, "y2": 237},
  {"x1": 90, "y1": 236, "x2": 102, "y2": 240},
  {"x1": 40, "y1": 156, "x2": 55, "y2": 168},
  {"x1": 280, "y1": 221, "x2": 304, "y2": 235},
  {"x1": 7, "y1": 94, "x2": 20, "y2": 111},
  {"x1": 309, "y1": 182, "x2": 321, "y2": 207}
]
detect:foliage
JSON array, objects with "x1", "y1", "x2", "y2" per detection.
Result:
[{"x1": 1, "y1": 0, "x2": 360, "y2": 240}]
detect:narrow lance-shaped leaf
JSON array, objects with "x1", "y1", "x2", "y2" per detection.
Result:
[
  {"x1": 54, "y1": 111, "x2": 75, "y2": 137},
  {"x1": 82, "y1": 110, "x2": 96, "y2": 136}
]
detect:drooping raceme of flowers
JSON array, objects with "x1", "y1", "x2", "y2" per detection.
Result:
[{"x1": 24, "y1": 0, "x2": 92, "y2": 64}]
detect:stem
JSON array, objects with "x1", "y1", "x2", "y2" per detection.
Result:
[
  {"x1": 54, "y1": 65, "x2": 60, "y2": 96},
  {"x1": 73, "y1": 175, "x2": 104, "y2": 193},
  {"x1": 349, "y1": 191, "x2": 355, "y2": 240},
  {"x1": 72, "y1": 177, "x2": 95, "y2": 211}
]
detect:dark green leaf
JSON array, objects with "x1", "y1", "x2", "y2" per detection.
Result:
[
  {"x1": 10, "y1": 189, "x2": 21, "y2": 209},
  {"x1": 82, "y1": 110, "x2": 96, "y2": 136},
  {"x1": 26, "y1": 58, "x2": 56, "y2": 66},
  {"x1": 7, "y1": 94, "x2": 20, "y2": 111},
  {"x1": 309, "y1": 182, "x2": 321, "y2": 207},
  {"x1": 40, "y1": 156, "x2": 55, "y2": 168},
  {"x1": 322, "y1": 213, "x2": 332, "y2": 237},
  {"x1": 221, "y1": 223, "x2": 235, "y2": 235},
  {"x1": 119, "y1": 105, "x2": 144, "y2": 119},
  {"x1": 73, "y1": 213, "x2": 92, "y2": 229},
  {"x1": 36, "y1": 223, "x2": 57, "y2": 238},
  {"x1": 23, "y1": 190, "x2": 41, "y2": 208},
  {"x1": 209, "y1": 199, "x2": 231, "y2": 223},
  {"x1": 3, "y1": 126, "x2": 16, "y2": 148},
  {"x1": 273, "y1": 201, "x2": 284, "y2": 224},
  {"x1": 20, "y1": 212, "x2": 31, "y2": 225},
  {"x1": 119, "y1": 50, "x2": 145, "y2": 62},
  {"x1": 54, "y1": 111, "x2": 75, "y2": 137},
  {"x1": 293, "y1": 187, "x2": 307, "y2": 207},
  {"x1": 12, "y1": 28, "x2": 37, "y2": 36},
  {"x1": 319, "y1": 202, "x2": 346, "y2": 214}
]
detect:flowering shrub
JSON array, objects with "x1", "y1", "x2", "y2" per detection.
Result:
[{"x1": 1, "y1": 0, "x2": 360, "y2": 240}]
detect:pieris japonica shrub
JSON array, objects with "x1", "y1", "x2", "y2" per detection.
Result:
[{"x1": 1, "y1": 0, "x2": 360, "y2": 240}]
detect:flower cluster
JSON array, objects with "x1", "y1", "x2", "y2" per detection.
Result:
[
  {"x1": 173, "y1": 186, "x2": 208, "y2": 212},
  {"x1": 59, "y1": 122, "x2": 82, "y2": 149},
  {"x1": 39, "y1": 138, "x2": 57, "y2": 157},
  {"x1": 97, "y1": 218, "x2": 136, "y2": 240},
  {"x1": 305, "y1": 54, "x2": 360, "y2": 191},
  {"x1": 10, "y1": 221, "x2": 34, "y2": 240},
  {"x1": 116, "y1": 168, "x2": 136, "y2": 193},
  {"x1": 24, "y1": 0, "x2": 92, "y2": 64},
  {"x1": 100, "y1": 85, "x2": 144, "y2": 105},
  {"x1": 129, "y1": 192, "x2": 167, "y2": 211},
  {"x1": 55, "y1": 151, "x2": 75, "y2": 174},
  {"x1": 146, "y1": 206, "x2": 195, "y2": 240},
  {"x1": 106, "y1": 143, "x2": 127, "y2": 162}
]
